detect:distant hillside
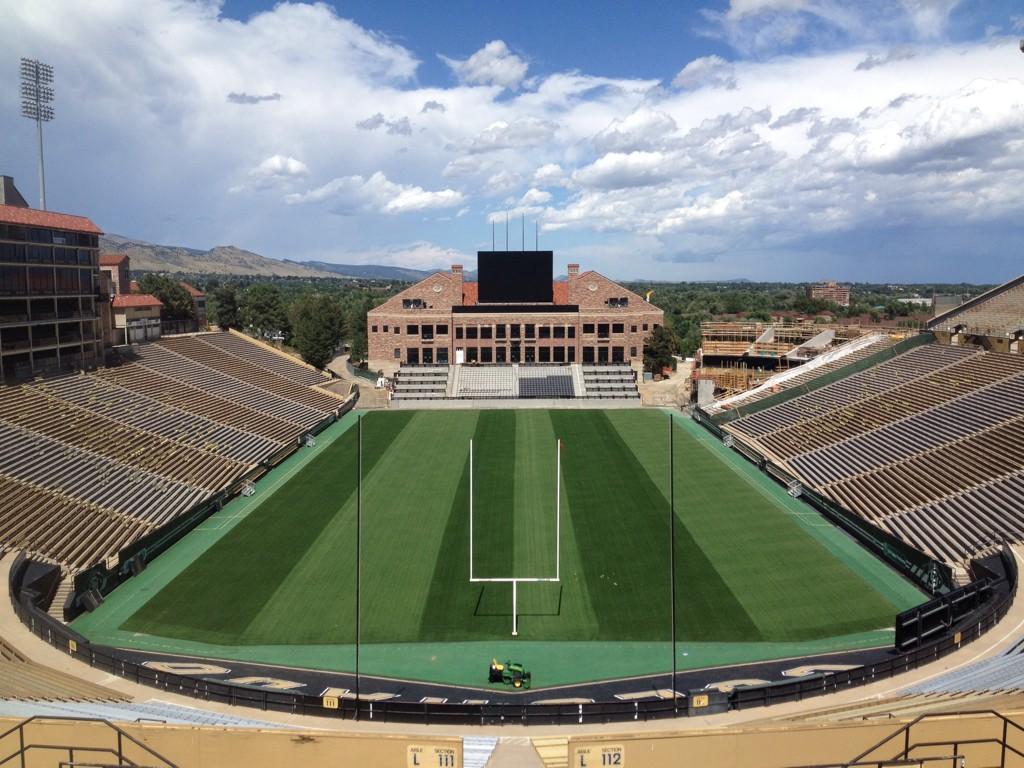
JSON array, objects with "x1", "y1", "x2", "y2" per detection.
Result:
[
  {"x1": 100, "y1": 235, "x2": 338, "y2": 278},
  {"x1": 290, "y1": 259, "x2": 435, "y2": 282}
]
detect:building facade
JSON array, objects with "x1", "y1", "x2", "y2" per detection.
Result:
[
  {"x1": 112, "y1": 294, "x2": 163, "y2": 344},
  {"x1": 807, "y1": 281, "x2": 851, "y2": 307},
  {"x1": 0, "y1": 177, "x2": 102, "y2": 382},
  {"x1": 368, "y1": 260, "x2": 663, "y2": 375}
]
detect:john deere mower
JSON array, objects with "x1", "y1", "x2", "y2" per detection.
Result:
[{"x1": 488, "y1": 659, "x2": 532, "y2": 689}]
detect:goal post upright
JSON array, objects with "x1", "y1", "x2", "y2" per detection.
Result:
[{"x1": 469, "y1": 438, "x2": 474, "y2": 582}]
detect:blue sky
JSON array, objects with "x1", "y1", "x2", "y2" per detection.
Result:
[{"x1": 3, "y1": 0, "x2": 1024, "y2": 282}]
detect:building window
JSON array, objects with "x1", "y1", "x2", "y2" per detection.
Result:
[
  {"x1": 568, "y1": 327, "x2": 576, "y2": 339},
  {"x1": 394, "y1": 348, "x2": 401, "y2": 359},
  {"x1": 481, "y1": 347, "x2": 493, "y2": 363},
  {"x1": 583, "y1": 347, "x2": 595, "y2": 363},
  {"x1": 510, "y1": 324, "x2": 521, "y2": 339},
  {"x1": 495, "y1": 346, "x2": 506, "y2": 363},
  {"x1": 480, "y1": 326, "x2": 492, "y2": 339},
  {"x1": 466, "y1": 326, "x2": 478, "y2": 339},
  {"x1": 608, "y1": 297, "x2": 628, "y2": 308},
  {"x1": 525, "y1": 324, "x2": 535, "y2": 339},
  {"x1": 539, "y1": 346, "x2": 551, "y2": 363},
  {"x1": 382, "y1": 325, "x2": 389, "y2": 333},
  {"x1": 421, "y1": 324, "x2": 433, "y2": 340},
  {"x1": 597, "y1": 323, "x2": 609, "y2": 337},
  {"x1": 456, "y1": 327, "x2": 464, "y2": 339},
  {"x1": 553, "y1": 346, "x2": 565, "y2": 362},
  {"x1": 371, "y1": 325, "x2": 378, "y2": 333},
  {"x1": 630, "y1": 346, "x2": 637, "y2": 358},
  {"x1": 539, "y1": 325, "x2": 551, "y2": 339},
  {"x1": 583, "y1": 323, "x2": 595, "y2": 334},
  {"x1": 612, "y1": 323, "x2": 624, "y2": 334},
  {"x1": 406, "y1": 324, "x2": 419, "y2": 335},
  {"x1": 630, "y1": 325, "x2": 637, "y2": 333},
  {"x1": 436, "y1": 324, "x2": 448, "y2": 335},
  {"x1": 643, "y1": 323, "x2": 649, "y2": 331},
  {"x1": 553, "y1": 326, "x2": 565, "y2": 339},
  {"x1": 422, "y1": 348, "x2": 434, "y2": 364},
  {"x1": 466, "y1": 346, "x2": 478, "y2": 363},
  {"x1": 407, "y1": 348, "x2": 420, "y2": 364},
  {"x1": 495, "y1": 324, "x2": 506, "y2": 339},
  {"x1": 402, "y1": 298, "x2": 426, "y2": 309},
  {"x1": 568, "y1": 346, "x2": 576, "y2": 362},
  {"x1": 437, "y1": 347, "x2": 449, "y2": 364},
  {"x1": 612, "y1": 346, "x2": 624, "y2": 362}
]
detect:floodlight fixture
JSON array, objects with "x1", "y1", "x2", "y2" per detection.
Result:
[{"x1": 19, "y1": 57, "x2": 54, "y2": 210}]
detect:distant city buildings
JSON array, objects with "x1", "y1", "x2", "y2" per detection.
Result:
[{"x1": 807, "y1": 281, "x2": 851, "y2": 307}]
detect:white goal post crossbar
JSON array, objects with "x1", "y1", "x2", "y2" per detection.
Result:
[{"x1": 468, "y1": 437, "x2": 561, "y2": 636}]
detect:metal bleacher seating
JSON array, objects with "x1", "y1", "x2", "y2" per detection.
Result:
[
  {"x1": 392, "y1": 365, "x2": 450, "y2": 400},
  {"x1": 0, "y1": 332, "x2": 344, "y2": 573},
  {"x1": 581, "y1": 364, "x2": 639, "y2": 399},
  {"x1": 723, "y1": 341, "x2": 1024, "y2": 565}
]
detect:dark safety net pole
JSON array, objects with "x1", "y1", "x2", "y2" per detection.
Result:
[
  {"x1": 355, "y1": 414, "x2": 362, "y2": 719},
  {"x1": 669, "y1": 412, "x2": 678, "y2": 715}
]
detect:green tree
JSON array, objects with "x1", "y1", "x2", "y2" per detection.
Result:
[
  {"x1": 643, "y1": 325, "x2": 677, "y2": 373},
  {"x1": 346, "y1": 293, "x2": 374, "y2": 362},
  {"x1": 137, "y1": 274, "x2": 195, "y2": 322},
  {"x1": 241, "y1": 283, "x2": 289, "y2": 338},
  {"x1": 209, "y1": 283, "x2": 240, "y2": 330},
  {"x1": 288, "y1": 293, "x2": 345, "y2": 369}
]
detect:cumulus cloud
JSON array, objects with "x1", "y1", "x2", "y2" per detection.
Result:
[
  {"x1": 468, "y1": 117, "x2": 558, "y2": 153},
  {"x1": 593, "y1": 109, "x2": 678, "y2": 153},
  {"x1": 227, "y1": 91, "x2": 282, "y2": 105},
  {"x1": 573, "y1": 151, "x2": 675, "y2": 190},
  {"x1": 421, "y1": 100, "x2": 446, "y2": 113},
  {"x1": 286, "y1": 172, "x2": 464, "y2": 214},
  {"x1": 533, "y1": 163, "x2": 568, "y2": 187},
  {"x1": 856, "y1": 45, "x2": 917, "y2": 70},
  {"x1": 355, "y1": 113, "x2": 413, "y2": 136},
  {"x1": 440, "y1": 40, "x2": 528, "y2": 89},
  {"x1": 519, "y1": 188, "x2": 552, "y2": 206},
  {"x1": 770, "y1": 107, "x2": 821, "y2": 128},
  {"x1": 251, "y1": 155, "x2": 309, "y2": 180},
  {"x1": 672, "y1": 55, "x2": 737, "y2": 90}
]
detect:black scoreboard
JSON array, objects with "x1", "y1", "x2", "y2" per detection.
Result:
[{"x1": 477, "y1": 251, "x2": 553, "y2": 303}]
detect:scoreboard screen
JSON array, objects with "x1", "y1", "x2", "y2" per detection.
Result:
[{"x1": 477, "y1": 251, "x2": 553, "y2": 303}]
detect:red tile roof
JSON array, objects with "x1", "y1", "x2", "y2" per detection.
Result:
[
  {"x1": 112, "y1": 293, "x2": 163, "y2": 309},
  {"x1": 179, "y1": 281, "x2": 205, "y2": 298},
  {"x1": 0, "y1": 204, "x2": 102, "y2": 235},
  {"x1": 99, "y1": 252, "x2": 129, "y2": 267},
  {"x1": 462, "y1": 281, "x2": 567, "y2": 307}
]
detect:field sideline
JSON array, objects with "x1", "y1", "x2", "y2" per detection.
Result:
[{"x1": 73, "y1": 409, "x2": 924, "y2": 688}]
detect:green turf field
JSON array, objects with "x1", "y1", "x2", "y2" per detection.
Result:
[{"x1": 72, "y1": 409, "x2": 925, "y2": 688}]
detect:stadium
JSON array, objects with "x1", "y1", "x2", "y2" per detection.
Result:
[{"x1": 2, "y1": 185, "x2": 1024, "y2": 767}]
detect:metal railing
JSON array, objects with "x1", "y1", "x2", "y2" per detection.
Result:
[
  {"x1": 788, "y1": 710, "x2": 1024, "y2": 768},
  {"x1": 0, "y1": 715, "x2": 178, "y2": 767}
]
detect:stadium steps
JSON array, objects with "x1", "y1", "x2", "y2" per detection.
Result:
[
  {"x1": 570, "y1": 364, "x2": 586, "y2": 397},
  {"x1": 462, "y1": 735, "x2": 498, "y2": 768},
  {"x1": 531, "y1": 735, "x2": 569, "y2": 768},
  {"x1": 446, "y1": 365, "x2": 458, "y2": 397},
  {"x1": 0, "y1": 698, "x2": 296, "y2": 729},
  {"x1": 46, "y1": 577, "x2": 72, "y2": 623}
]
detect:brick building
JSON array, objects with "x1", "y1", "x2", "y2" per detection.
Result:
[
  {"x1": 367, "y1": 254, "x2": 663, "y2": 375},
  {"x1": 807, "y1": 281, "x2": 851, "y2": 307},
  {"x1": 0, "y1": 176, "x2": 103, "y2": 382}
]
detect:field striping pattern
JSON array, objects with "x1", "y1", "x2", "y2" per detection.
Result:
[{"x1": 112, "y1": 410, "x2": 922, "y2": 659}]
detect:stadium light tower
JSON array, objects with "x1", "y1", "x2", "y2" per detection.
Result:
[{"x1": 20, "y1": 58, "x2": 54, "y2": 210}]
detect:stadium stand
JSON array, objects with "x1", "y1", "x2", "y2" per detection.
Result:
[
  {"x1": 392, "y1": 365, "x2": 451, "y2": 400},
  {"x1": 0, "y1": 332, "x2": 345, "y2": 572},
  {"x1": 929, "y1": 273, "x2": 1024, "y2": 342},
  {"x1": 722, "y1": 339, "x2": 1024, "y2": 565},
  {"x1": 580, "y1": 364, "x2": 639, "y2": 399},
  {"x1": 0, "y1": 634, "x2": 126, "y2": 703}
]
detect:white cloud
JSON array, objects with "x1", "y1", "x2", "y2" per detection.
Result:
[
  {"x1": 856, "y1": 45, "x2": 916, "y2": 70},
  {"x1": 469, "y1": 118, "x2": 559, "y2": 153},
  {"x1": 672, "y1": 55, "x2": 738, "y2": 90},
  {"x1": 440, "y1": 40, "x2": 528, "y2": 89},
  {"x1": 592, "y1": 109, "x2": 678, "y2": 153},
  {"x1": 573, "y1": 152, "x2": 675, "y2": 190},
  {"x1": 356, "y1": 113, "x2": 413, "y2": 136},
  {"x1": 285, "y1": 172, "x2": 464, "y2": 214},
  {"x1": 533, "y1": 163, "x2": 568, "y2": 187},
  {"x1": 251, "y1": 155, "x2": 309, "y2": 180},
  {"x1": 519, "y1": 188, "x2": 552, "y2": 206}
]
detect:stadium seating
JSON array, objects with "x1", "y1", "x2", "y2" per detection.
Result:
[
  {"x1": 581, "y1": 364, "x2": 639, "y2": 399},
  {"x1": 392, "y1": 365, "x2": 451, "y2": 400},
  {"x1": 723, "y1": 341, "x2": 1024, "y2": 565},
  {"x1": 518, "y1": 366, "x2": 575, "y2": 398},
  {"x1": 930, "y1": 276, "x2": 1024, "y2": 338},
  {"x1": 0, "y1": 332, "x2": 346, "y2": 572}
]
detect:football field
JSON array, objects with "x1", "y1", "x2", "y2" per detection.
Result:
[{"x1": 73, "y1": 409, "x2": 924, "y2": 688}]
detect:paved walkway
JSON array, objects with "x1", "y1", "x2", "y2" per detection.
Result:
[{"x1": 2, "y1": 548, "x2": 1023, "y2": 739}]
